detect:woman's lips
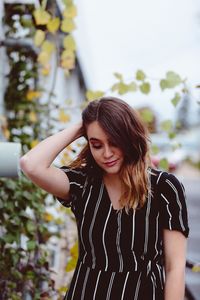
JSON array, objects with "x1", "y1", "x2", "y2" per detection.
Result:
[{"x1": 104, "y1": 159, "x2": 118, "y2": 167}]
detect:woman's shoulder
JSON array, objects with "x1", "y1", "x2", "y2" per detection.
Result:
[{"x1": 148, "y1": 167, "x2": 183, "y2": 190}]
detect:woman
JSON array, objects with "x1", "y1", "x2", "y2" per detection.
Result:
[{"x1": 20, "y1": 97, "x2": 189, "y2": 300}]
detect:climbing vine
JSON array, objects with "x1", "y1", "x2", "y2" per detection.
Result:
[{"x1": 0, "y1": 1, "x2": 198, "y2": 299}]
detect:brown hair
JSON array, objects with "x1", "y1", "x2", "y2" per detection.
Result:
[{"x1": 70, "y1": 97, "x2": 151, "y2": 211}]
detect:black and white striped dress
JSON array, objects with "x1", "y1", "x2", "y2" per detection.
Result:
[{"x1": 58, "y1": 167, "x2": 189, "y2": 300}]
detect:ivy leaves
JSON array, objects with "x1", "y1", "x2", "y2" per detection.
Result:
[
  {"x1": 111, "y1": 70, "x2": 151, "y2": 95},
  {"x1": 33, "y1": 2, "x2": 77, "y2": 75},
  {"x1": 160, "y1": 71, "x2": 182, "y2": 90}
]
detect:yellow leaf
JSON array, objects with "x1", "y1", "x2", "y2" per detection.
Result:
[
  {"x1": 66, "y1": 257, "x2": 77, "y2": 272},
  {"x1": 33, "y1": 8, "x2": 51, "y2": 25},
  {"x1": 59, "y1": 286, "x2": 68, "y2": 293},
  {"x1": 86, "y1": 90, "x2": 105, "y2": 101},
  {"x1": 41, "y1": 64, "x2": 51, "y2": 76},
  {"x1": 59, "y1": 109, "x2": 71, "y2": 123},
  {"x1": 61, "y1": 49, "x2": 74, "y2": 60},
  {"x1": 61, "y1": 18, "x2": 76, "y2": 33},
  {"x1": 41, "y1": 40, "x2": 55, "y2": 54},
  {"x1": 30, "y1": 140, "x2": 39, "y2": 148},
  {"x1": 61, "y1": 151, "x2": 71, "y2": 164},
  {"x1": 61, "y1": 58, "x2": 75, "y2": 70},
  {"x1": 63, "y1": 5, "x2": 77, "y2": 18},
  {"x1": 63, "y1": 35, "x2": 76, "y2": 51},
  {"x1": 38, "y1": 51, "x2": 50, "y2": 66},
  {"x1": 70, "y1": 242, "x2": 78, "y2": 258},
  {"x1": 34, "y1": 30, "x2": 45, "y2": 47},
  {"x1": 65, "y1": 145, "x2": 73, "y2": 151},
  {"x1": 61, "y1": 49, "x2": 75, "y2": 70},
  {"x1": 3, "y1": 128, "x2": 10, "y2": 139},
  {"x1": 64, "y1": 69, "x2": 70, "y2": 76},
  {"x1": 26, "y1": 90, "x2": 41, "y2": 101},
  {"x1": 29, "y1": 111, "x2": 38, "y2": 123},
  {"x1": 43, "y1": 212, "x2": 54, "y2": 222},
  {"x1": 47, "y1": 17, "x2": 60, "y2": 33}
]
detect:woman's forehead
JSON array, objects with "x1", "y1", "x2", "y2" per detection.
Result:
[{"x1": 87, "y1": 121, "x2": 110, "y2": 141}]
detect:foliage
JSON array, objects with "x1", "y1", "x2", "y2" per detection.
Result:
[
  {"x1": 0, "y1": 176, "x2": 54, "y2": 299},
  {"x1": 0, "y1": 0, "x2": 78, "y2": 298},
  {"x1": 0, "y1": 1, "x2": 198, "y2": 299}
]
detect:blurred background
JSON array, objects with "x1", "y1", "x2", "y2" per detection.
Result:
[{"x1": 0, "y1": 0, "x2": 200, "y2": 299}]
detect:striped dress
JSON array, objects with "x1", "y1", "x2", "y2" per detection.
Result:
[{"x1": 58, "y1": 167, "x2": 189, "y2": 300}]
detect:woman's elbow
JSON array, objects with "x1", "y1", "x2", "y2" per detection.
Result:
[{"x1": 20, "y1": 155, "x2": 35, "y2": 175}]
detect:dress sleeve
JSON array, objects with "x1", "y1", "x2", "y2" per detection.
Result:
[
  {"x1": 158, "y1": 172, "x2": 189, "y2": 238},
  {"x1": 57, "y1": 166, "x2": 87, "y2": 214}
]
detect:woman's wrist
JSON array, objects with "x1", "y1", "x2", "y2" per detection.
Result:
[{"x1": 69, "y1": 121, "x2": 83, "y2": 140}]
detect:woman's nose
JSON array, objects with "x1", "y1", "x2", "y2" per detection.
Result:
[{"x1": 103, "y1": 145, "x2": 113, "y2": 158}]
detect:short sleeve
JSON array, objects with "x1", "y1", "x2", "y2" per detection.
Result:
[
  {"x1": 57, "y1": 166, "x2": 87, "y2": 214},
  {"x1": 158, "y1": 172, "x2": 189, "y2": 238}
]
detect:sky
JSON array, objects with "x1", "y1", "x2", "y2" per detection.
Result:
[{"x1": 74, "y1": 0, "x2": 200, "y2": 121}]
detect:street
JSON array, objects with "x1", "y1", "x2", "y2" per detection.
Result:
[{"x1": 175, "y1": 166, "x2": 200, "y2": 300}]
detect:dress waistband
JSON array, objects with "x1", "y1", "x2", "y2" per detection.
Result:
[{"x1": 78, "y1": 257, "x2": 163, "y2": 274}]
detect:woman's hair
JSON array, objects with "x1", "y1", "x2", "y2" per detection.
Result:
[{"x1": 69, "y1": 96, "x2": 151, "y2": 211}]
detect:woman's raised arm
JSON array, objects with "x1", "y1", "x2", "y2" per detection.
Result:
[{"x1": 20, "y1": 122, "x2": 83, "y2": 200}]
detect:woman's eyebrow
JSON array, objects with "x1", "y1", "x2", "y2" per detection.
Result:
[{"x1": 89, "y1": 138, "x2": 101, "y2": 142}]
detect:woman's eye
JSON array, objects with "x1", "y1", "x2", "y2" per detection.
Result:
[{"x1": 91, "y1": 144, "x2": 102, "y2": 149}]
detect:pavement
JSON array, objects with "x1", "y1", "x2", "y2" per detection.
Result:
[{"x1": 175, "y1": 163, "x2": 200, "y2": 300}]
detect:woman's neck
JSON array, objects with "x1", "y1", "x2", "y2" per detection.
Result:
[{"x1": 103, "y1": 173, "x2": 121, "y2": 185}]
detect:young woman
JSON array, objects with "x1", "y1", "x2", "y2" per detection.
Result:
[{"x1": 20, "y1": 97, "x2": 189, "y2": 300}]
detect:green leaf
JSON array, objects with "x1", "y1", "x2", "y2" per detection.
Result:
[
  {"x1": 160, "y1": 71, "x2": 182, "y2": 90},
  {"x1": 26, "y1": 221, "x2": 36, "y2": 234},
  {"x1": 159, "y1": 158, "x2": 169, "y2": 170},
  {"x1": 26, "y1": 270, "x2": 35, "y2": 280},
  {"x1": 140, "y1": 108, "x2": 154, "y2": 123},
  {"x1": 111, "y1": 82, "x2": 136, "y2": 95},
  {"x1": 171, "y1": 92, "x2": 181, "y2": 107},
  {"x1": 136, "y1": 70, "x2": 146, "y2": 81},
  {"x1": 128, "y1": 81, "x2": 138, "y2": 92},
  {"x1": 151, "y1": 144, "x2": 159, "y2": 155},
  {"x1": 168, "y1": 132, "x2": 176, "y2": 139},
  {"x1": 160, "y1": 120, "x2": 173, "y2": 132},
  {"x1": 139, "y1": 82, "x2": 150, "y2": 94},
  {"x1": 113, "y1": 72, "x2": 123, "y2": 81},
  {"x1": 5, "y1": 180, "x2": 16, "y2": 191},
  {"x1": 166, "y1": 71, "x2": 182, "y2": 87},
  {"x1": 160, "y1": 79, "x2": 168, "y2": 90},
  {"x1": 118, "y1": 82, "x2": 129, "y2": 95},
  {"x1": 27, "y1": 240, "x2": 37, "y2": 251},
  {"x1": 11, "y1": 269, "x2": 23, "y2": 280},
  {"x1": 111, "y1": 83, "x2": 119, "y2": 92},
  {"x1": 2, "y1": 233, "x2": 17, "y2": 244},
  {"x1": 85, "y1": 90, "x2": 104, "y2": 101}
]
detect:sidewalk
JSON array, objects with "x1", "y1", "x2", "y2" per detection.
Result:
[
  {"x1": 174, "y1": 162, "x2": 200, "y2": 180},
  {"x1": 175, "y1": 162, "x2": 200, "y2": 299}
]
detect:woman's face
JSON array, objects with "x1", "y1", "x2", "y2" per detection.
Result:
[{"x1": 86, "y1": 121, "x2": 124, "y2": 175}]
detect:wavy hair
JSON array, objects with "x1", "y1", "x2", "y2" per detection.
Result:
[{"x1": 69, "y1": 97, "x2": 151, "y2": 211}]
